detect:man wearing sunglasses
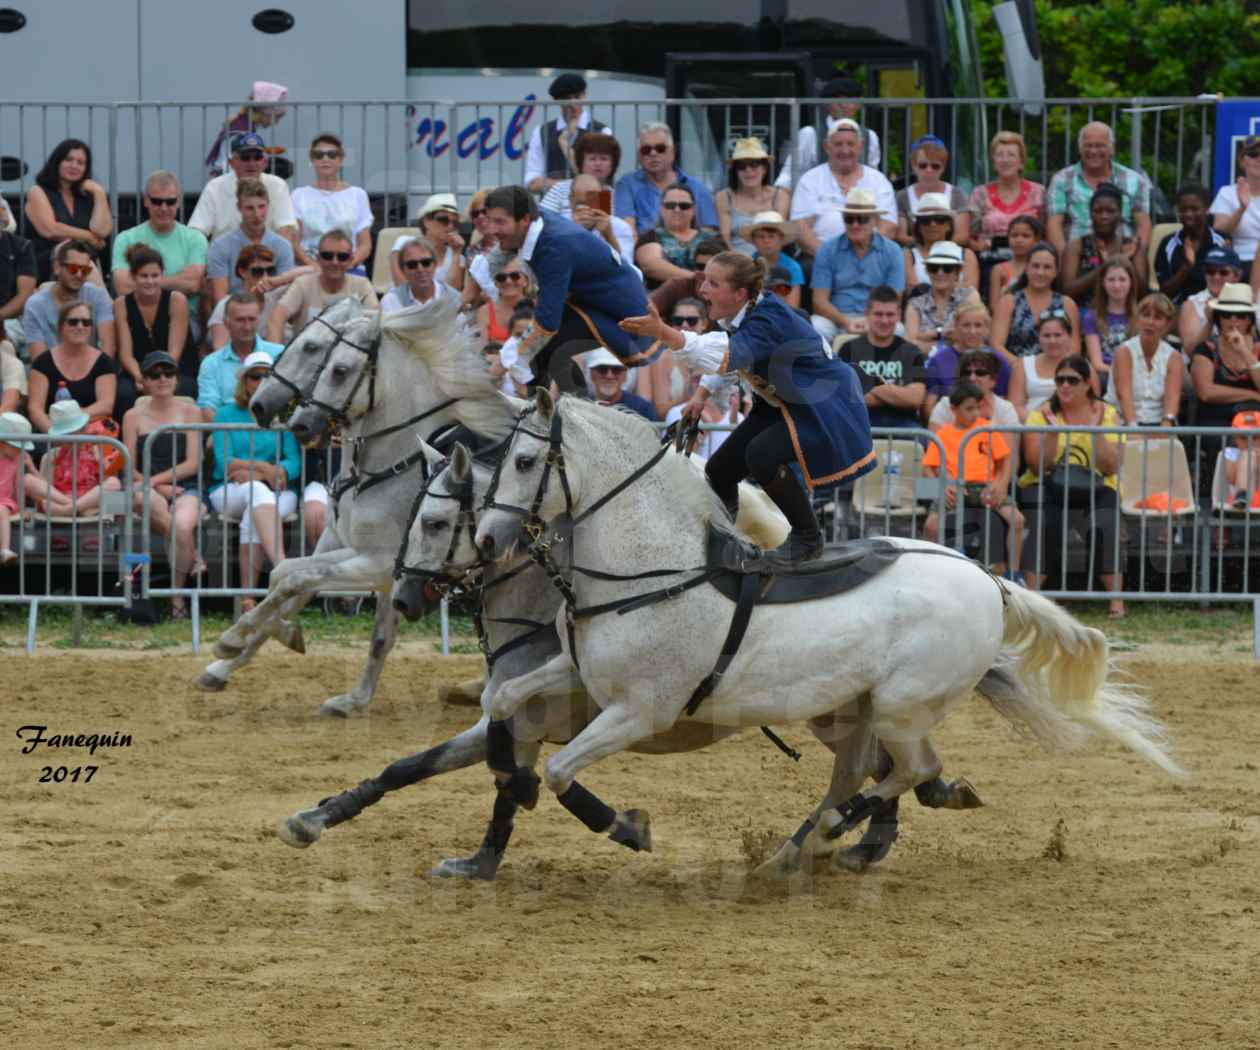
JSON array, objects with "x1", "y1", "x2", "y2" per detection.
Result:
[
  {"x1": 189, "y1": 132, "x2": 299, "y2": 252},
  {"x1": 21, "y1": 239, "x2": 115, "y2": 360},
  {"x1": 613, "y1": 121, "x2": 718, "y2": 236},
  {"x1": 207, "y1": 179, "x2": 297, "y2": 307},
  {"x1": 267, "y1": 230, "x2": 378, "y2": 342},
  {"x1": 381, "y1": 238, "x2": 448, "y2": 315}
]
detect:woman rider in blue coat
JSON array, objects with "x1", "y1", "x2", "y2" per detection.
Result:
[{"x1": 622, "y1": 252, "x2": 876, "y2": 568}]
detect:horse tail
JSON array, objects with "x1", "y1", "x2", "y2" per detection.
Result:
[{"x1": 975, "y1": 581, "x2": 1185, "y2": 778}]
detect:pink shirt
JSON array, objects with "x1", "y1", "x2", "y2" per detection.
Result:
[
  {"x1": 968, "y1": 180, "x2": 1046, "y2": 239},
  {"x1": 0, "y1": 450, "x2": 21, "y2": 514}
]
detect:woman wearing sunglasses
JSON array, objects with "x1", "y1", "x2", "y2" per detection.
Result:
[
  {"x1": 895, "y1": 135, "x2": 970, "y2": 249},
  {"x1": 266, "y1": 229, "x2": 378, "y2": 342},
  {"x1": 716, "y1": 138, "x2": 790, "y2": 255},
  {"x1": 904, "y1": 240, "x2": 981, "y2": 355},
  {"x1": 477, "y1": 255, "x2": 535, "y2": 347},
  {"x1": 206, "y1": 244, "x2": 283, "y2": 348},
  {"x1": 290, "y1": 133, "x2": 373, "y2": 272},
  {"x1": 636, "y1": 297, "x2": 709, "y2": 419},
  {"x1": 1008, "y1": 309, "x2": 1089, "y2": 420},
  {"x1": 902, "y1": 193, "x2": 980, "y2": 292},
  {"x1": 28, "y1": 301, "x2": 117, "y2": 433},
  {"x1": 1017, "y1": 354, "x2": 1127, "y2": 618},
  {"x1": 113, "y1": 244, "x2": 195, "y2": 423},
  {"x1": 634, "y1": 182, "x2": 718, "y2": 289}
]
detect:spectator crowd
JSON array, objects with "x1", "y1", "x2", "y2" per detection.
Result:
[{"x1": 4, "y1": 72, "x2": 1260, "y2": 620}]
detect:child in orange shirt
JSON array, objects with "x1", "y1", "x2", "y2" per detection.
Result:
[
  {"x1": 922, "y1": 381, "x2": 1023, "y2": 574},
  {"x1": 1225, "y1": 410, "x2": 1260, "y2": 509}
]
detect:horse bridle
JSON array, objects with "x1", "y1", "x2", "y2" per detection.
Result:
[{"x1": 267, "y1": 308, "x2": 382, "y2": 431}]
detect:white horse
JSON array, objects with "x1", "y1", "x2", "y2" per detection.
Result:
[
  {"x1": 474, "y1": 391, "x2": 1184, "y2": 876},
  {"x1": 194, "y1": 295, "x2": 520, "y2": 715}
]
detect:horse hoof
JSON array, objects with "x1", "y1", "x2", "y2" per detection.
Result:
[
  {"x1": 276, "y1": 810, "x2": 324, "y2": 848},
  {"x1": 438, "y1": 677, "x2": 486, "y2": 707},
  {"x1": 214, "y1": 639, "x2": 243, "y2": 660},
  {"x1": 750, "y1": 840, "x2": 802, "y2": 880},
  {"x1": 194, "y1": 671, "x2": 227, "y2": 692},
  {"x1": 945, "y1": 777, "x2": 984, "y2": 810},
  {"x1": 320, "y1": 695, "x2": 367, "y2": 718},
  {"x1": 430, "y1": 853, "x2": 500, "y2": 881},
  {"x1": 833, "y1": 843, "x2": 881, "y2": 874},
  {"x1": 609, "y1": 809, "x2": 652, "y2": 853},
  {"x1": 274, "y1": 621, "x2": 306, "y2": 654}
]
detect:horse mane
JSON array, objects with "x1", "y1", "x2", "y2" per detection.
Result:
[{"x1": 557, "y1": 396, "x2": 728, "y2": 525}]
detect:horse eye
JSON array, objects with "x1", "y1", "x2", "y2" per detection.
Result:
[
  {"x1": 331, "y1": 365, "x2": 350, "y2": 379},
  {"x1": 515, "y1": 455, "x2": 535, "y2": 472},
  {"x1": 426, "y1": 519, "x2": 448, "y2": 533}
]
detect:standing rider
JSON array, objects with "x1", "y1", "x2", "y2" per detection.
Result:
[{"x1": 622, "y1": 252, "x2": 875, "y2": 568}]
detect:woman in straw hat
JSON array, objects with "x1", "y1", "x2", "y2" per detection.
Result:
[
  {"x1": 1190, "y1": 282, "x2": 1260, "y2": 462},
  {"x1": 716, "y1": 138, "x2": 791, "y2": 255}
]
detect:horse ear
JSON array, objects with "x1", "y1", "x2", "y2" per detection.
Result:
[
  {"x1": 535, "y1": 387, "x2": 555, "y2": 420},
  {"x1": 450, "y1": 442, "x2": 472, "y2": 480},
  {"x1": 416, "y1": 439, "x2": 445, "y2": 469}
]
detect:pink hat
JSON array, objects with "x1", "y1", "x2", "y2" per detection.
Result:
[{"x1": 251, "y1": 81, "x2": 288, "y2": 109}]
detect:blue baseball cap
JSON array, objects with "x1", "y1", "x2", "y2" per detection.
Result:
[
  {"x1": 1203, "y1": 246, "x2": 1243, "y2": 272},
  {"x1": 231, "y1": 132, "x2": 266, "y2": 153}
]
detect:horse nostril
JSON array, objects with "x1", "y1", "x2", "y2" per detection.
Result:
[{"x1": 479, "y1": 532, "x2": 495, "y2": 553}]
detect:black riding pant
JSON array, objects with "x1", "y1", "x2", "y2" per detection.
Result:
[
  {"x1": 531, "y1": 307, "x2": 606, "y2": 394},
  {"x1": 705, "y1": 398, "x2": 797, "y2": 505}
]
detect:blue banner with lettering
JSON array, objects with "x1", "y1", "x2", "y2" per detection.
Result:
[{"x1": 1213, "y1": 100, "x2": 1260, "y2": 193}]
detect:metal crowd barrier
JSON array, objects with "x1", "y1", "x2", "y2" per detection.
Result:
[{"x1": 0, "y1": 431, "x2": 133, "y2": 653}]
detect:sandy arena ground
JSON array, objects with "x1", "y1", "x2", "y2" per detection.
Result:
[{"x1": 2, "y1": 643, "x2": 1258, "y2": 1049}]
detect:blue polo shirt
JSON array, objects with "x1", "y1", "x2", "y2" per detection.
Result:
[
  {"x1": 613, "y1": 167, "x2": 719, "y2": 232},
  {"x1": 196, "y1": 337, "x2": 283, "y2": 416},
  {"x1": 811, "y1": 232, "x2": 905, "y2": 316}
]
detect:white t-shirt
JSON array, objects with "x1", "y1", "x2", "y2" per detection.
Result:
[
  {"x1": 188, "y1": 172, "x2": 297, "y2": 242},
  {"x1": 929, "y1": 395, "x2": 1019, "y2": 430},
  {"x1": 775, "y1": 121, "x2": 881, "y2": 189},
  {"x1": 1210, "y1": 183, "x2": 1260, "y2": 261},
  {"x1": 290, "y1": 185, "x2": 373, "y2": 258},
  {"x1": 788, "y1": 163, "x2": 897, "y2": 243}
]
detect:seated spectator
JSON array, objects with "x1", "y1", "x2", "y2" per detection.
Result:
[
  {"x1": 766, "y1": 266, "x2": 797, "y2": 308},
  {"x1": 790, "y1": 120, "x2": 897, "y2": 259},
  {"x1": 775, "y1": 77, "x2": 881, "y2": 189},
  {"x1": 464, "y1": 188, "x2": 499, "y2": 308},
  {"x1": 1107, "y1": 292, "x2": 1181, "y2": 427},
  {"x1": 809, "y1": 190, "x2": 904, "y2": 343},
  {"x1": 40, "y1": 398, "x2": 120, "y2": 515},
  {"x1": 665, "y1": 374, "x2": 744, "y2": 460},
  {"x1": 740, "y1": 213, "x2": 803, "y2": 308},
  {"x1": 0, "y1": 199, "x2": 36, "y2": 344},
  {"x1": 207, "y1": 178, "x2": 297, "y2": 305},
  {"x1": 1179, "y1": 247, "x2": 1253, "y2": 352},
  {"x1": 836, "y1": 287, "x2": 926, "y2": 429},
  {"x1": 111, "y1": 171, "x2": 208, "y2": 339},
  {"x1": 923, "y1": 303, "x2": 1013, "y2": 415},
  {"x1": 1190, "y1": 283, "x2": 1260, "y2": 474},
  {"x1": 584, "y1": 348, "x2": 656, "y2": 421},
  {"x1": 1082, "y1": 257, "x2": 1139, "y2": 389},
  {"x1": 113, "y1": 245, "x2": 195, "y2": 423},
  {"x1": 525, "y1": 73, "x2": 612, "y2": 195},
  {"x1": 967, "y1": 131, "x2": 1047, "y2": 257},
  {"x1": 476, "y1": 255, "x2": 533, "y2": 346},
  {"x1": 290, "y1": 134, "x2": 373, "y2": 269},
  {"x1": 499, "y1": 306, "x2": 537, "y2": 393},
  {"x1": 991, "y1": 241, "x2": 1080, "y2": 362},
  {"x1": 22, "y1": 240, "x2": 115, "y2": 360},
  {"x1": 296, "y1": 443, "x2": 338, "y2": 555},
  {"x1": 1, "y1": 335, "x2": 26, "y2": 412},
  {"x1": 189, "y1": 133, "x2": 299, "y2": 248},
  {"x1": 391, "y1": 194, "x2": 466, "y2": 291},
  {"x1": 196, "y1": 293, "x2": 283, "y2": 422},
  {"x1": 928, "y1": 346, "x2": 1018, "y2": 430},
  {"x1": 205, "y1": 81, "x2": 288, "y2": 178},
  {"x1": 635, "y1": 183, "x2": 717, "y2": 288},
  {"x1": 1156, "y1": 183, "x2": 1228, "y2": 305},
  {"x1": 1210, "y1": 134, "x2": 1260, "y2": 273},
  {"x1": 904, "y1": 241, "x2": 982, "y2": 355},
  {"x1": 122, "y1": 351, "x2": 205, "y2": 618},
  {"x1": 1046, "y1": 122, "x2": 1151, "y2": 253},
  {"x1": 208, "y1": 352, "x2": 301, "y2": 610},
  {"x1": 28, "y1": 302, "x2": 117, "y2": 433},
  {"x1": 896, "y1": 135, "x2": 971, "y2": 247},
  {"x1": 1008, "y1": 310, "x2": 1081, "y2": 420},
  {"x1": 921, "y1": 381, "x2": 1022, "y2": 575},
  {"x1": 1224, "y1": 410, "x2": 1260, "y2": 508},
  {"x1": 647, "y1": 237, "x2": 725, "y2": 322},
  {"x1": 266, "y1": 230, "x2": 378, "y2": 341},
  {"x1": 569, "y1": 173, "x2": 637, "y2": 263},
  {"x1": 614, "y1": 122, "x2": 718, "y2": 236},
  {"x1": 23, "y1": 138, "x2": 113, "y2": 283},
  {"x1": 381, "y1": 238, "x2": 450, "y2": 314},
  {"x1": 637, "y1": 297, "x2": 708, "y2": 419},
  {"x1": 1062, "y1": 184, "x2": 1147, "y2": 303},
  {"x1": 2, "y1": 412, "x2": 68, "y2": 560},
  {"x1": 903, "y1": 193, "x2": 981, "y2": 292},
  {"x1": 207, "y1": 245, "x2": 284, "y2": 348},
  {"x1": 540, "y1": 132, "x2": 622, "y2": 215},
  {"x1": 988, "y1": 215, "x2": 1042, "y2": 310},
  {"x1": 716, "y1": 138, "x2": 790, "y2": 255},
  {"x1": 1017, "y1": 354, "x2": 1127, "y2": 617}
]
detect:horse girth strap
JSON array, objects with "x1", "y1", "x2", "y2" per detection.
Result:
[{"x1": 685, "y1": 571, "x2": 761, "y2": 717}]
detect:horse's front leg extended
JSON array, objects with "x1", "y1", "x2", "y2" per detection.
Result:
[{"x1": 484, "y1": 652, "x2": 575, "y2": 806}]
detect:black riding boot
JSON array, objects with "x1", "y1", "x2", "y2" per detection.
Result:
[{"x1": 761, "y1": 467, "x2": 823, "y2": 569}]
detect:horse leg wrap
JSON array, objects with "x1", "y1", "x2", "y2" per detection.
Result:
[
  {"x1": 823, "y1": 792, "x2": 883, "y2": 841},
  {"x1": 913, "y1": 776, "x2": 953, "y2": 808},
  {"x1": 481, "y1": 791, "x2": 518, "y2": 857},
  {"x1": 789, "y1": 817, "x2": 816, "y2": 848},
  {"x1": 556, "y1": 781, "x2": 616, "y2": 834},
  {"x1": 486, "y1": 719, "x2": 517, "y2": 775},
  {"x1": 496, "y1": 767, "x2": 541, "y2": 810},
  {"x1": 317, "y1": 778, "x2": 385, "y2": 828}
]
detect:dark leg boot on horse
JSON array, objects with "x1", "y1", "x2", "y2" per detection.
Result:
[{"x1": 760, "y1": 467, "x2": 823, "y2": 570}]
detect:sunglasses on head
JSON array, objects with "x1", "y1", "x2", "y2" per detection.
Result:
[
  {"x1": 147, "y1": 195, "x2": 179, "y2": 207},
  {"x1": 145, "y1": 367, "x2": 177, "y2": 379},
  {"x1": 662, "y1": 200, "x2": 694, "y2": 211},
  {"x1": 843, "y1": 214, "x2": 872, "y2": 225},
  {"x1": 236, "y1": 150, "x2": 265, "y2": 162},
  {"x1": 310, "y1": 148, "x2": 341, "y2": 160},
  {"x1": 926, "y1": 263, "x2": 960, "y2": 275},
  {"x1": 1054, "y1": 374, "x2": 1083, "y2": 386},
  {"x1": 671, "y1": 314, "x2": 702, "y2": 326},
  {"x1": 591, "y1": 364, "x2": 626, "y2": 375},
  {"x1": 319, "y1": 250, "x2": 352, "y2": 262},
  {"x1": 248, "y1": 265, "x2": 277, "y2": 277},
  {"x1": 494, "y1": 271, "x2": 525, "y2": 285},
  {"x1": 64, "y1": 316, "x2": 92, "y2": 328},
  {"x1": 640, "y1": 143, "x2": 670, "y2": 155},
  {"x1": 402, "y1": 257, "x2": 435, "y2": 270},
  {"x1": 61, "y1": 263, "x2": 91, "y2": 277}
]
